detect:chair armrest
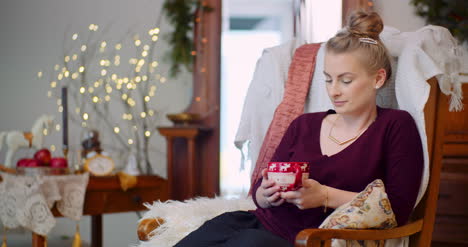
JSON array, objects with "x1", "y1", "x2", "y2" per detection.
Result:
[
  {"x1": 295, "y1": 219, "x2": 423, "y2": 247},
  {"x1": 137, "y1": 217, "x2": 166, "y2": 241}
]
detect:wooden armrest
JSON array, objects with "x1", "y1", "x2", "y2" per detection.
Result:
[
  {"x1": 295, "y1": 219, "x2": 423, "y2": 247},
  {"x1": 137, "y1": 217, "x2": 166, "y2": 241}
]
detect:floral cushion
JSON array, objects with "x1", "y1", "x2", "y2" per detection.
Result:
[{"x1": 319, "y1": 179, "x2": 397, "y2": 247}]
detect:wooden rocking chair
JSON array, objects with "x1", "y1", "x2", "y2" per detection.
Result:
[{"x1": 137, "y1": 74, "x2": 447, "y2": 247}]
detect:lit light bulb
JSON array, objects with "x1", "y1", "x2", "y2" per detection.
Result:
[
  {"x1": 79, "y1": 66, "x2": 85, "y2": 73},
  {"x1": 55, "y1": 124, "x2": 61, "y2": 131},
  {"x1": 145, "y1": 131, "x2": 151, "y2": 137},
  {"x1": 50, "y1": 145, "x2": 56, "y2": 152},
  {"x1": 140, "y1": 112, "x2": 146, "y2": 118},
  {"x1": 81, "y1": 45, "x2": 87, "y2": 52},
  {"x1": 83, "y1": 113, "x2": 89, "y2": 120},
  {"x1": 128, "y1": 139, "x2": 134, "y2": 144},
  {"x1": 115, "y1": 43, "x2": 122, "y2": 50},
  {"x1": 37, "y1": 71, "x2": 43, "y2": 78},
  {"x1": 92, "y1": 96, "x2": 99, "y2": 103},
  {"x1": 50, "y1": 81, "x2": 57, "y2": 88},
  {"x1": 114, "y1": 127, "x2": 120, "y2": 133},
  {"x1": 72, "y1": 33, "x2": 78, "y2": 40},
  {"x1": 144, "y1": 96, "x2": 150, "y2": 102},
  {"x1": 79, "y1": 87, "x2": 85, "y2": 94},
  {"x1": 134, "y1": 40, "x2": 141, "y2": 46}
]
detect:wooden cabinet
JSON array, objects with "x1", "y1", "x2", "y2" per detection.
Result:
[{"x1": 432, "y1": 83, "x2": 468, "y2": 246}]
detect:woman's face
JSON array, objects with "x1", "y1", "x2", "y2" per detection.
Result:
[{"x1": 323, "y1": 51, "x2": 384, "y2": 115}]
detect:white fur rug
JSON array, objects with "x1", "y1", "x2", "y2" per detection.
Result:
[{"x1": 137, "y1": 196, "x2": 256, "y2": 247}]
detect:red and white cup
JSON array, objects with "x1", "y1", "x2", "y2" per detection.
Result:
[{"x1": 267, "y1": 162, "x2": 310, "y2": 191}]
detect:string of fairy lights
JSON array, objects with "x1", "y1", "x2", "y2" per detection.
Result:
[
  {"x1": 193, "y1": 0, "x2": 209, "y2": 105},
  {"x1": 37, "y1": 0, "x2": 213, "y2": 171},
  {"x1": 38, "y1": 22, "x2": 170, "y2": 171}
]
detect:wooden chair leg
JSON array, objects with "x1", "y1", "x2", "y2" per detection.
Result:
[{"x1": 32, "y1": 233, "x2": 46, "y2": 247}]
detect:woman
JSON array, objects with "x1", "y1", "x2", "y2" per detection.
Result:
[{"x1": 175, "y1": 10, "x2": 423, "y2": 247}]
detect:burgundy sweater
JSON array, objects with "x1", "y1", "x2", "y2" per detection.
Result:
[{"x1": 252, "y1": 107, "x2": 424, "y2": 243}]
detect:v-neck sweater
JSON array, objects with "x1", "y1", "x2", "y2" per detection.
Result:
[{"x1": 251, "y1": 107, "x2": 424, "y2": 243}]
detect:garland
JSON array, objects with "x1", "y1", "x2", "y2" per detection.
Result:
[
  {"x1": 411, "y1": 0, "x2": 467, "y2": 43},
  {"x1": 163, "y1": 0, "x2": 213, "y2": 78}
]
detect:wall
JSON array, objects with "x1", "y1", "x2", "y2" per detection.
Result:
[{"x1": 0, "y1": 0, "x2": 191, "y2": 246}]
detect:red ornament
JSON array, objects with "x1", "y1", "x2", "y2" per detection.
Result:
[
  {"x1": 27, "y1": 159, "x2": 41, "y2": 167},
  {"x1": 17, "y1": 158, "x2": 33, "y2": 167},
  {"x1": 34, "y1": 149, "x2": 52, "y2": 166},
  {"x1": 50, "y1": 157, "x2": 68, "y2": 168}
]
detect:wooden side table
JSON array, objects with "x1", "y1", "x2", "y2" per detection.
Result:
[
  {"x1": 32, "y1": 175, "x2": 168, "y2": 247},
  {"x1": 158, "y1": 126, "x2": 211, "y2": 200}
]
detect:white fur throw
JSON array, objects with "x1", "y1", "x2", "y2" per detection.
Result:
[{"x1": 137, "y1": 197, "x2": 256, "y2": 247}]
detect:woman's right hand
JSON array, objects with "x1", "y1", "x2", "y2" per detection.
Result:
[{"x1": 256, "y1": 168, "x2": 285, "y2": 208}]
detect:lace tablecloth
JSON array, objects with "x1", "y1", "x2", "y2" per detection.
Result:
[{"x1": 0, "y1": 172, "x2": 89, "y2": 236}]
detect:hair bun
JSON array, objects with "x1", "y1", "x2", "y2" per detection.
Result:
[{"x1": 347, "y1": 10, "x2": 383, "y2": 40}]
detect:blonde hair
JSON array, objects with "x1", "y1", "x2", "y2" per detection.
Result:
[{"x1": 326, "y1": 11, "x2": 392, "y2": 82}]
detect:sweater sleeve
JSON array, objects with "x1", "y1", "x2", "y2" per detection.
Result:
[
  {"x1": 384, "y1": 112, "x2": 424, "y2": 226},
  {"x1": 252, "y1": 116, "x2": 300, "y2": 208}
]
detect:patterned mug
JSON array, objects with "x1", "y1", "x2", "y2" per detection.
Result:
[{"x1": 267, "y1": 162, "x2": 310, "y2": 191}]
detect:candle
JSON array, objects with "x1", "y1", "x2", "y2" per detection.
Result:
[{"x1": 62, "y1": 87, "x2": 68, "y2": 152}]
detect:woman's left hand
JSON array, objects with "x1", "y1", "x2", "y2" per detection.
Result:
[{"x1": 280, "y1": 179, "x2": 327, "y2": 210}]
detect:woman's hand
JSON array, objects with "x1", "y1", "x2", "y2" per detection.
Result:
[
  {"x1": 280, "y1": 179, "x2": 327, "y2": 210},
  {"x1": 256, "y1": 168, "x2": 285, "y2": 208}
]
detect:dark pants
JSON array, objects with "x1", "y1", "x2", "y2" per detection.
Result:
[{"x1": 174, "y1": 211, "x2": 293, "y2": 247}]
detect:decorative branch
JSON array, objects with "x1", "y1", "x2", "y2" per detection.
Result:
[
  {"x1": 41, "y1": 23, "x2": 172, "y2": 174},
  {"x1": 411, "y1": 0, "x2": 467, "y2": 43},
  {"x1": 163, "y1": 0, "x2": 213, "y2": 77}
]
